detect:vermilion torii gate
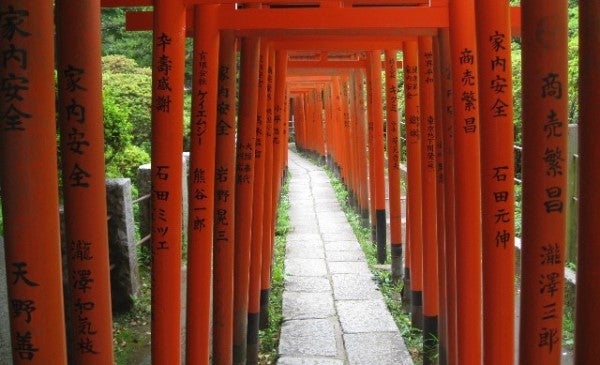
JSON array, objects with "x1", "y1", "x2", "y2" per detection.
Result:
[{"x1": 1, "y1": 1, "x2": 599, "y2": 365}]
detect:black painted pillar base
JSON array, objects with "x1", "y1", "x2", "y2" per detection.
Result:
[
  {"x1": 376, "y1": 209, "x2": 387, "y2": 263},
  {"x1": 402, "y1": 268, "x2": 411, "y2": 311},
  {"x1": 259, "y1": 289, "x2": 270, "y2": 329},
  {"x1": 246, "y1": 312, "x2": 260, "y2": 365},
  {"x1": 423, "y1": 315, "x2": 439, "y2": 365},
  {"x1": 411, "y1": 290, "x2": 423, "y2": 330},
  {"x1": 391, "y1": 244, "x2": 403, "y2": 282}
]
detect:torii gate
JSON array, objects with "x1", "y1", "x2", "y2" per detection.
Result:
[{"x1": 4, "y1": 1, "x2": 600, "y2": 365}]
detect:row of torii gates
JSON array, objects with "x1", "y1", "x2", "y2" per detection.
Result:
[{"x1": 1, "y1": 0, "x2": 600, "y2": 364}]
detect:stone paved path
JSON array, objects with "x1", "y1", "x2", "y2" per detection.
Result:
[{"x1": 277, "y1": 150, "x2": 413, "y2": 365}]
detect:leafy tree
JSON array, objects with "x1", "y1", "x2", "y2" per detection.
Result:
[
  {"x1": 101, "y1": 8, "x2": 153, "y2": 68},
  {"x1": 102, "y1": 56, "x2": 151, "y2": 179}
]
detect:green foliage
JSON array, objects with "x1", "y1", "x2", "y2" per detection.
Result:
[
  {"x1": 101, "y1": 8, "x2": 153, "y2": 68},
  {"x1": 102, "y1": 70, "x2": 153, "y2": 152},
  {"x1": 102, "y1": 54, "x2": 151, "y2": 76},
  {"x1": 101, "y1": 56, "x2": 152, "y2": 180}
]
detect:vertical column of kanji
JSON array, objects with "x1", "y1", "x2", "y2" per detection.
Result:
[
  {"x1": 347, "y1": 74, "x2": 358, "y2": 206},
  {"x1": 336, "y1": 77, "x2": 350, "y2": 203},
  {"x1": 270, "y1": 50, "x2": 287, "y2": 226},
  {"x1": 315, "y1": 87, "x2": 324, "y2": 159},
  {"x1": 0, "y1": 2, "x2": 68, "y2": 363},
  {"x1": 342, "y1": 76, "x2": 354, "y2": 202},
  {"x1": 368, "y1": 51, "x2": 387, "y2": 264},
  {"x1": 448, "y1": 0, "x2": 483, "y2": 361},
  {"x1": 357, "y1": 70, "x2": 371, "y2": 230},
  {"x1": 247, "y1": 41, "x2": 269, "y2": 365},
  {"x1": 319, "y1": 85, "x2": 328, "y2": 161},
  {"x1": 385, "y1": 50, "x2": 403, "y2": 282},
  {"x1": 366, "y1": 62, "x2": 377, "y2": 242},
  {"x1": 233, "y1": 36, "x2": 260, "y2": 365},
  {"x1": 260, "y1": 49, "x2": 277, "y2": 329},
  {"x1": 185, "y1": 5, "x2": 219, "y2": 364},
  {"x1": 403, "y1": 40, "x2": 424, "y2": 329},
  {"x1": 283, "y1": 88, "x2": 290, "y2": 171},
  {"x1": 575, "y1": 3, "x2": 600, "y2": 363},
  {"x1": 353, "y1": 72, "x2": 364, "y2": 207},
  {"x1": 56, "y1": 0, "x2": 113, "y2": 362},
  {"x1": 475, "y1": 1, "x2": 515, "y2": 364},
  {"x1": 151, "y1": 1, "x2": 185, "y2": 363},
  {"x1": 213, "y1": 30, "x2": 237, "y2": 365},
  {"x1": 305, "y1": 90, "x2": 314, "y2": 154},
  {"x1": 519, "y1": 0, "x2": 568, "y2": 363},
  {"x1": 433, "y1": 32, "x2": 448, "y2": 365},
  {"x1": 296, "y1": 95, "x2": 306, "y2": 152},
  {"x1": 439, "y1": 28, "x2": 457, "y2": 365},
  {"x1": 418, "y1": 36, "x2": 439, "y2": 364}
]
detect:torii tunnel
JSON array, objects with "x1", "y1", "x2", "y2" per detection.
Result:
[{"x1": 0, "y1": 0, "x2": 599, "y2": 364}]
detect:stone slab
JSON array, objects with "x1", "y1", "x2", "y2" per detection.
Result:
[
  {"x1": 279, "y1": 319, "x2": 339, "y2": 357},
  {"x1": 287, "y1": 233, "x2": 323, "y2": 243},
  {"x1": 317, "y1": 211, "x2": 347, "y2": 220},
  {"x1": 277, "y1": 357, "x2": 344, "y2": 365},
  {"x1": 344, "y1": 332, "x2": 413, "y2": 365},
  {"x1": 286, "y1": 258, "x2": 328, "y2": 277},
  {"x1": 314, "y1": 202, "x2": 343, "y2": 213},
  {"x1": 321, "y1": 231, "x2": 359, "y2": 242},
  {"x1": 283, "y1": 292, "x2": 335, "y2": 320},
  {"x1": 286, "y1": 240, "x2": 324, "y2": 253},
  {"x1": 318, "y1": 223, "x2": 354, "y2": 235},
  {"x1": 324, "y1": 241, "x2": 361, "y2": 252},
  {"x1": 336, "y1": 300, "x2": 399, "y2": 333},
  {"x1": 331, "y1": 274, "x2": 382, "y2": 300},
  {"x1": 287, "y1": 244, "x2": 325, "y2": 259},
  {"x1": 326, "y1": 250, "x2": 366, "y2": 262},
  {"x1": 327, "y1": 261, "x2": 371, "y2": 275},
  {"x1": 285, "y1": 276, "x2": 332, "y2": 293}
]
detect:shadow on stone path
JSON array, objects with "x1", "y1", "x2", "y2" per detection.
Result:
[{"x1": 277, "y1": 150, "x2": 413, "y2": 365}]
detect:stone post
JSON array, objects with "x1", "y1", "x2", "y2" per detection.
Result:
[{"x1": 106, "y1": 178, "x2": 140, "y2": 313}]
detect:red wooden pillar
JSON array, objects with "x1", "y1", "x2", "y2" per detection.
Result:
[
  {"x1": 0, "y1": 2, "x2": 68, "y2": 363},
  {"x1": 56, "y1": 0, "x2": 113, "y2": 362},
  {"x1": 366, "y1": 63, "x2": 377, "y2": 242},
  {"x1": 403, "y1": 40, "x2": 424, "y2": 329},
  {"x1": 260, "y1": 49, "x2": 277, "y2": 329},
  {"x1": 316, "y1": 85, "x2": 327, "y2": 161},
  {"x1": 247, "y1": 40, "x2": 270, "y2": 364},
  {"x1": 575, "y1": 2, "x2": 600, "y2": 364},
  {"x1": 432, "y1": 30, "x2": 448, "y2": 365},
  {"x1": 448, "y1": 0, "x2": 483, "y2": 362},
  {"x1": 385, "y1": 50, "x2": 403, "y2": 280},
  {"x1": 296, "y1": 95, "x2": 306, "y2": 151},
  {"x1": 519, "y1": 0, "x2": 568, "y2": 363},
  {"x1": 475, "y1": 1, "x2": 516, "y2": 364},
  {"x1": 150, "y1": 1, "x2": 186, "y2": 363},
  {"x1": 439, "y1": 28, "x2": 457, "y2": 365},
  {"x1": 213, "y1": 30, "x2": 237, "y2": 365},
  {"x1": 353, "y1": 71, "x2": 370, "y2": 224},
  {"x1": 369, "y1": 51, "x2": 387, "y2": 264},
  {"x1": 270, "y1": 50, "x2": 288, "y2": 226},
  {"x1": 186, "y1": 4, "x2": 219, "y2": 363},
  {"x1": 418, "y1": 35, "x2": 439, "y2": 364},
  {"x1": 233, "y1": 36, "x2": 261, "y2": 365}
]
